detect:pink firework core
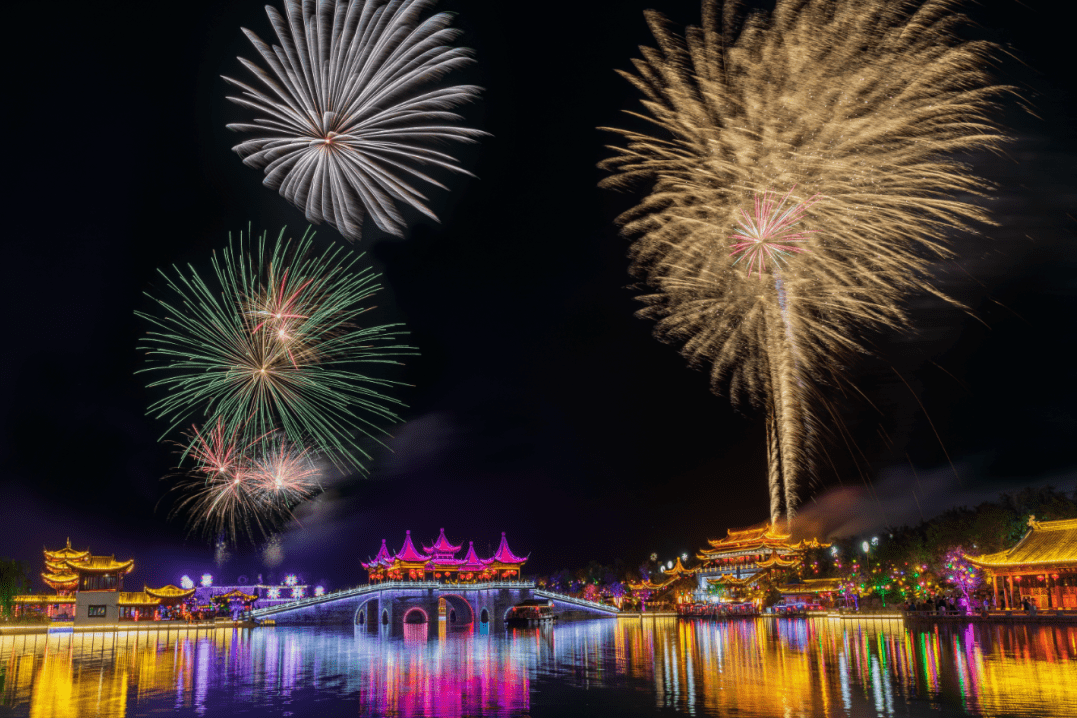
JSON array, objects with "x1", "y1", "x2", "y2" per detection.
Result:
[{"x1": 729, "y1": 187, "x2": 820, "y2": 278}]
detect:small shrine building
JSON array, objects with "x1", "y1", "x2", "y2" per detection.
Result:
[
  {"x1": 965, "y1": 516, "x2": 1077, "y2": 609},
  {"x1": 13, "y1": 540, "x2": 196, "y2": 624},
  {"x1": 362, "y1": 529, "x2": 528, "y2": 583}
]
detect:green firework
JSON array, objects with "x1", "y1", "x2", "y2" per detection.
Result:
[{"x1": 137, "y1": 226, "x2": 414, "y2": 470}]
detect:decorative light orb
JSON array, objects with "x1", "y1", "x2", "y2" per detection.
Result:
[
  {"x1": 201, "y1": 574, "x2": 213, "y2": 587},
  {"x1": 871, "y1": 537, "x2": 879, "y2": 546},
  {"x1": 861, "y1": 542, "x2": 870, "y2": 554},
  {"x1": 284, "y1": 574, "x2": 298, "y2": 586},
  {"x1": 180, "y1": 575, "x2": 195, "y2": 589},
  {"x1": 650, "y1": 553, "x2": 658, "y2": 562},
  {"x1": 315, "y1": 586, "x2": 325, "y2": 596},
  {"x1": 292, "y1": 586, "x2": 305, "y2": 599},
  {"x1": 830, "y1": 546, "x2": 839, "y2": 556},
  {"x1": 267, "y1": 587, "x2": 281, "y2": 599},
  {"x1": 681, "y1": 553, "x2": 688, "y2": 561}
]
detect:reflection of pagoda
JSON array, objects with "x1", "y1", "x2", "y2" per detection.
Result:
[
  {"x1": 693, "y1": 522, "x2": 829, "y2": 602},
  {"x1": 14, "y1": 540, "x2": 195, "y2": 624},
  {"x1": 362, "y1": 529, "x2": 528, "y2": 583}
]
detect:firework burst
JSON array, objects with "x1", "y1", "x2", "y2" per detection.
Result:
[
  {"x1": 172, "y1": 424, "x2": 321, "y2": 541},
  {"x1": 729, "y1": 188, "x2": 819, "y2": 279},
  {"x1": 138, "y1": 226, "x2": 413, "y2": 470},
  {"x1": 223, "y1": 0, "x2": 485, "y2": 241},
  {"x1": 601, "y1": 0, "x2": 1011, "y2": 521}
]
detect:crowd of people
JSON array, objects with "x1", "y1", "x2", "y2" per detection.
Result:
[{"x1": 905, "y1": 595, "x2": 1041, "y2": 616}]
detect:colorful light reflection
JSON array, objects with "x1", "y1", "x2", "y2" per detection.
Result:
[{"x1": 1, "y1": 620, "x2": 1075, "y2": 717}]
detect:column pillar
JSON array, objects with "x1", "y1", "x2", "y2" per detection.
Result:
[
  {"x1": 992, "y1": 574, "x2": 998, "y2": 609},
  {"x1": 1006, "y1": 575, "x2": 1014, "y2": 609}
]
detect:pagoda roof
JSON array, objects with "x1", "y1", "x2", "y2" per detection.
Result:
[
  {"x1": 118, "y1": 592, "x2": 161, "y2": 607},
  {"x1": 394, "y1": 531, "x2": 431, "y2": 564},
  {"x1": 757, "y1": 552, "x2": 801, "y2": 568},
  {"x1": 362, "y1": 539, "x2": 395, "y2": 569},
  {"x1": 214, "y1": 589, "x2": 258, "y2": 602},
  {"x1": 144, "y1": 585, "x2": 197, "y2": 600},
  {"x1": 43, "y1": 539, "x2": 90, "y2": 563},
  {"x1": 483, "y1": 533, "x2": 528, "y2": 566},
  {"x1": 62, "y1": 556, "x2": 134, "y2": 574},
  {"x1": 423, "y1": 528, "x2": 463, "y2": 555},
  {"x1": 458, "y1": 542, "x2": 487, "y2": 572},
  {"x1": 699, "y1": 521, "x2": 800, "y2": 554},
  {"x1": 627, "y1": 577, "x2": 674, "y2": 591},
  {"x1": 663, "y1": 557, "x2": 696, "y2": 577},
  {"x1": 965, "y1": 517, "x2": 1077, "y2": 570},
  {"x1": 705, "y1": 574, "x2": 757, "y2": 587},
  {"x1": 779, "y1": 577, "x2": 844, "y2": 594},
  {"x1": 42, "y1": 571, "x2": 80, "y2": 589},
  {"x1": 13, "y1": 594, "x2": 76, "y2": 604}
]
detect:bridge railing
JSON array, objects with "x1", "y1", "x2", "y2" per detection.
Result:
[
  {"x1": 252, "y1": 580, "x2": 539, "y2": 617},
  {"x1": 534, "y1": 589, "x2": 619, "y2": 614}
]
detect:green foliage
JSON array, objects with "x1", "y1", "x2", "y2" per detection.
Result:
[
  {"x1": 0, "y1": 558, "x2": 30, "y2": 618},
  {"x1": 822, "y1": 486, "x2": 1077, "y2": 602}
]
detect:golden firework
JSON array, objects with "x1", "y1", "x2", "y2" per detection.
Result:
[{"x1": 600, "y1": 0, "x2": 1011, "y2": 521}]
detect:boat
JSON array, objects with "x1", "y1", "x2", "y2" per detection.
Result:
[{"x1": 506, "y1": 599, "x2": 555, "y2": 627}]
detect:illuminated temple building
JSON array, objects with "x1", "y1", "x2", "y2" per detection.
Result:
[
  {"x1": 13, "y1": 540, "x2": 196, "y2": 624},
  {"x1": 362, "y1": 529, "x2": 528, "y2": 582},
  {"x1": 692, "y1": 522, "x2": 829, "y2": 603},
  {"x1": 965, "y1": 516, "x2": 1077, "y2": 609}
]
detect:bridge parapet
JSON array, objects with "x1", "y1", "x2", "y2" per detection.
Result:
[
  {"x1": 252, "y1": 581, "x2": 537, "y2": 619},
  {"x1": 534, "y1": 589, "x2": 619, "y2": 616}
]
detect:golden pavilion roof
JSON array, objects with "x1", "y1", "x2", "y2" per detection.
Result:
[
  {"x1": 13, "y1": 594, "x2": 75, "y2": 604},
  {"x1": 118, "y1": 592, "x2": 161, "y2": 606},
  {"x1": 696, "y1": 521, "x2": 830, "y2": 560},
  {"x1": 43, "y1": 539, "x2": 90, "y2": 563},
  {"x1": 778, "y1": 577, "x2": 844, "y2": 594},
  {"x1": 62, "y1": 555, "x2": 135, "y2": 574},
  {"x1": 214, "y1": 589, "x2": 258, "y2": 601},
  {"x1": 965, "y1": 517, "x2": 1077, "y2": 570},
  {"x1": 41, "y1": 571, "x2": 80, "y2": 588},
  {"x1": 627, "y1": 577, "x2": 675, "y2": 591},
  {"x1": 757, "y1": 553, "x2": 801, "y2": 568},
  {"x1": 144, "y1": 585, "x2": 197, "y2": 600},
  {"x1": 663, "y1": 557, "x2": 696, "y2": 578}
]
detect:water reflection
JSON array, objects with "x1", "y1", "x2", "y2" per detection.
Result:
[{"x1": 0, "y1": 618, "x2": 1074, "y2": 717}]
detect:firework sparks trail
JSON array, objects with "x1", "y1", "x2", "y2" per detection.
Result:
[
  {"x1": 223, "y1": 0, "x2": 485, "y2": 241},
  {"x1": 600, "y1": 0, "x2": 1011, "y2": 522},
  {"x1": 138, "y1": 226, "x2": 414, "y2": 472}
]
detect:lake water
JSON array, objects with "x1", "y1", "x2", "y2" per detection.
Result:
[{"x1": 1, "y1": 616, "x2": 1075, "y2": 717}]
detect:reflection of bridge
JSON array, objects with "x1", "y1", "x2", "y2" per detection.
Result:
[{"x1": 251, "y1": 581, "x2": 617, "y2": 631}]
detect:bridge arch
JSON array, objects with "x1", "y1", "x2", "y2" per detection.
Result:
[
  {"x1": 480, "y1": 607, "x2": 490, "y2": 623},
  {"x1": 403, "y1": 606, "x2": 429, "y2": 624},
  {"x1": 438, "y1": 594, "x2": 474, "y2": 624},
  {"x1": 381, "y1": 609, "x2": 389, "y2": 625},
  {"x1": 355, "y1": 597, "x2": 378, "y2": 626}
]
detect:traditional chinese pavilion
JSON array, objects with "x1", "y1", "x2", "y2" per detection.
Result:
[
  {"x1": 13, "y1": 540, "x2": 196, "y2": 624},
  {"x1": 693, "y1": 521, "x2": 829, "y2": 602},
  {"x1": 362, "y1": 529, "x2": 528, "y2": 583},
  {"x1": 965, "y1": 516, "x2": 1077, "y2": 609}
]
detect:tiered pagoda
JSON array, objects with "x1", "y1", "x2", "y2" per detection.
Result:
[
  {"x1": 14, "y1": 540, "x2": 196, "y2": 623},
  {"x1": 362, "y1": 529, "x2": 528, "y2": 583},
  {"x1": 692, "y1": 521, "x2": 829, "y2": 602},
  {"x1": 966, "y1": 516, "x2": 1077, "y2": 609}
]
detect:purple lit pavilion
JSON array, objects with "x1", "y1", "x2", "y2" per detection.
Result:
[{"x1": 362, "y1": 529, "x2": 528, "y2": 583}]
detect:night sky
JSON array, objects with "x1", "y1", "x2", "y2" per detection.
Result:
[{"x1": 3, "y1": 0, "x2": 1075, "y2": 591}]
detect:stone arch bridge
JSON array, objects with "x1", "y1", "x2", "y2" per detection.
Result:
[{"x1": 251, "y1": 581, "x2": 617, "y2": 632}]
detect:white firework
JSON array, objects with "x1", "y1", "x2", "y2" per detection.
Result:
[{"x1": 224, "y1": 0, "x2": 484, "y2": 240}]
